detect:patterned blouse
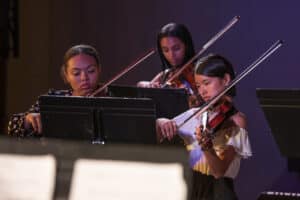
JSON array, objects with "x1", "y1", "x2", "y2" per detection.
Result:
[{"x1": 7, "y1": 89, "x2": 72, "y2": 137}]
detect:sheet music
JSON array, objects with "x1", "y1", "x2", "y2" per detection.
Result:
[
  {"x1": 69, "y1": 159, "x2": 187, "y2": 200},
  {"x1": 0, "y1": 154, "x2": 56, "y2": 200}
]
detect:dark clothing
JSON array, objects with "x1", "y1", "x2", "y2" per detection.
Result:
[{"x1": 191, "y1": 171, "x2": 238, "y2": 200}]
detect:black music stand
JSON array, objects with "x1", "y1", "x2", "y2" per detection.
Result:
[
  {"x1": 108, "y1": 84, "x2": 190, "y2": 118},
  {"x1": 256, "y1": 88, "x2": 300, "y2": 170},
  {"x1": 38, "y1": 95, "x2": 157, "y2": 144}
]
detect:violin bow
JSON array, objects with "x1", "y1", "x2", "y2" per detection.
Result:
[
  {"x1": 161, "y1": 15, "x2": 240, "y2": 87},
  {"x1": 89, "y1": 48, "x2": 156, "y2": 97},
  {"x1": 177, "y1": 40, "x2": 284, "y2": 128}
]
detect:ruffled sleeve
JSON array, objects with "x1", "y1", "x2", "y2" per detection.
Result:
[{"x1": 227, "y1": 128, "x2": 252, "y2": 159}]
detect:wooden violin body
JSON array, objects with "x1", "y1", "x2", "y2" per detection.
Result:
[{"x1": 201, "y1": 98, "x2": 237, "y2": 138}]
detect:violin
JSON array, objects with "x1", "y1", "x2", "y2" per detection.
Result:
[
  {"x1": 166, "y1": 65, "x2": 203, "y2": 108},
  {"x1": 157, "y1": 16, "x2": 241, "y2": 107},
  {"x1": 165, "y1": 64, "x2": 196, "y2": 91},
  {"x1": 90, "y1": 16, "x2": 240, "y2": 98},
  {"x1": 162, "y1": 64, "x2": 195, "y2": 90},
  {"x1": 181, "y1": 66, "x2": 197, "y2": 92},
  {"x1": 157, "y1": 63, "x2": 202, "y2": 107},
  {"x1": 161, "y1": 16, "x2": 240, "y2": 90},
  {"x1": 202, "y1": 98, "x2": 237, "y2": 137},
  {"x1": 177, "y1": 40, "x2": 283, "y2": 130},
  {"x1": 198, "y1": 98, "x2": 237, "y2": 150}
]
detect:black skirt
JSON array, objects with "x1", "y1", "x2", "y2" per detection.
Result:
[{"x1": 190, "y1": 171, "x2": 238, "y2": 200}]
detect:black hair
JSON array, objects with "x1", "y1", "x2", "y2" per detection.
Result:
[
  {"x1": 157, "y1": 23, "x2": 195, "y2": 70},
  {"x1": 60, "y1": 44, "x2": 101, "y2": 83},
  {"x1": 195, "y1": 54, "x2": 236, "y2": 97}
]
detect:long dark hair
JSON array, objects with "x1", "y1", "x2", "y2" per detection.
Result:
[
  {"x1": 195, "y1": 54, "x2": 236, "y2": 97},
  {"x1": 157, "y1": 23, "x2": 195, "y2": 71}
]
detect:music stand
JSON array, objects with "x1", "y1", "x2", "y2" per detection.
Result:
[
  {"x1": 256, "y1": 88, "x2": 300, "y2": 171},
  {"x1": 39, "y1": 95, "x2": 157, "y2": 144},
  {"x1": 108, "y1": 85, "x2": 189, "y2": 118},
  {"x1": 0, "y1": 136, "x2": 192, "y2": 200}
]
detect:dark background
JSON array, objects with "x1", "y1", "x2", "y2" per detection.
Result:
[{"x1": 2, "y1": 0, "x2": 299, "y2": 199}]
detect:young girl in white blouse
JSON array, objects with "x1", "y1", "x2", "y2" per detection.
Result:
[{"x1": 156, "y1": 54, "x2": 252, "y2": 200}]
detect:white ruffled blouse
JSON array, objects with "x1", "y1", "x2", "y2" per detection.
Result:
[{"x1": 173, "y1": 108, "x2": 252, "y2": 178}]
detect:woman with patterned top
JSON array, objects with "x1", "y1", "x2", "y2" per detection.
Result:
[
  {"x1": 156, "y1": 54, "x2": 252, "y2": 200},
  {"x1": 8, "y1": 44, "x2": 102, "y2": 137}
]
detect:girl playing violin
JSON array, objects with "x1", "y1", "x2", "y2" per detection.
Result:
[
  {"x1": 8, "y1": 44, "x2": 103, "y2": 137},
  {"x1": 137, "y1": 23, "x2": 200, "y2": 107},
  {"x1": 156, "y1": 54, "x2": 252, "y2": 200}
]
